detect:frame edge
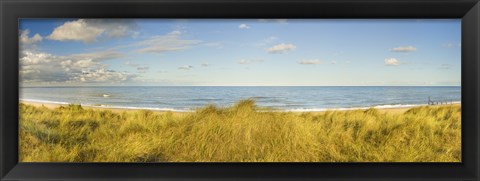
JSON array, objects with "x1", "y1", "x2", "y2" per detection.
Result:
[{"x1": 1, "y1": 0, "x2": 480, "y2": 181}]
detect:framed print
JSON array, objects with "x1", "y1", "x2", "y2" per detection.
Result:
[
  {"x1": 1, "y1": 0, "x2": 479, "y2": 180},
  {"x1": 17, "y1": 18, "x2": 462, "y2": 163}
]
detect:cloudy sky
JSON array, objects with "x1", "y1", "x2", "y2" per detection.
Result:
[{"x1": 19, "y1": 19, "x2": 461, "y2": 86}]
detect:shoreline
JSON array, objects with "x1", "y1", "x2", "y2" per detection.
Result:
[
  {"x1": 19, "y1": 99, "x2": 461, "y2": 114},
  {"x1": 19, "y1": 100, "x2": 182, "y2": 113}
]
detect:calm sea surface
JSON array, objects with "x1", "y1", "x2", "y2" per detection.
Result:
[{"x1": 20, "y1": 86, "x2": 461, "y2": 112}]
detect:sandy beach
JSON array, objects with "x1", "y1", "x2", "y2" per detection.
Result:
[
  {"x1": 19, "y1": 100, "x2": 460, "y2": 114},
  {"x1": 20, "y1": 100, "x2": 135, "y2": 113}
]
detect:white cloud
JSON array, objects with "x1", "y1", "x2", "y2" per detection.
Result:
[
  {"x1": 19, "y1": 29, "x2": 43, "y2": 45},
  {"x1": 178, "y1": 65, "x2": 193, "y2": 70},
  {"x1": 69, "y1": 50, "x2": 124, "y2": 61},
  {"x1": 133, "y1": 31, "x2": 201, "y2": 54},
  {"x1": 124, "y1": 61, "x2": 139, "y2": 67},
  {"x1": 238, "y1": 24, "x2": 251, "y2": 29},
  {"x1": 19, "y1": 50, "x2": 135, "y2": 84},
  {"x1": 20, "y1": 51, "x2": 54, "y2": 65},
  {"x1": 137, "y1": 66, "x2": 150, "y2": 73},
  {"x1": 384, "y1": 58, "x2": 400, "y2": 66},
  {"x1": 331, "y1": 61, "x2": 337, "y2": 64},
  {"x1": 72, "y1": 59, "x2": 97, "y2": 68},
  {"x1": 47, "y1": 19, "x2": 103, "y2": 43},
  {"x1": 390, "y1": 46, "x2": 417, "y2": 52},
  {"x1": 47, "y1": 19, "x2": 137, "y2": 43},
  {"x1": 267, "y1": 43, "x2": 296, "y2": 53},
  {"x1": 298, "y1": 59, "x2": 321, "y2": 65},
  {"x1": 73, "y1": 69, "x2": 133, "y2": 83},
  {"x1": 201, "y1": 63, "x2": 210, "y2": 67}
]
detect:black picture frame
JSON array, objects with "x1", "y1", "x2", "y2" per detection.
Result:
[{"x1": 1, "y1": 0, "x2": 479, "y2": 180}]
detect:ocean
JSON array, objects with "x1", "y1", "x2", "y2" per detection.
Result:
[{"x1": 19, "y1": 86, "x2": 461, "y2": 112}]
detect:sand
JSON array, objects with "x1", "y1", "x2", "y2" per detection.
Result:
[
  {"x1": 19, "y1": 100, "x2": 460, "y2": 115},
  {"x1": 19, "y1": 101, "x2": 184, "y2": 114}
]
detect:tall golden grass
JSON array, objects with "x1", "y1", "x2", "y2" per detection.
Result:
[{"x1": 19, "y1": 100, "x2": 461, "y2": 162}]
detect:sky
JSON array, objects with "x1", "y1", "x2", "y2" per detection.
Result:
[{"x1": 19, "y1": 19, "x2": 461, "y2": 86}]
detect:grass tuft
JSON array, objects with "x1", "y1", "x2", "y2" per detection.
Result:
[{"x1": 19, "y1": 101, "x2": 461, "y2": 162}]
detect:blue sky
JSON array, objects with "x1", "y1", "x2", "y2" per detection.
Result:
[{"x1": 19, "y1": 19, "x2": 461, "y2": 86}]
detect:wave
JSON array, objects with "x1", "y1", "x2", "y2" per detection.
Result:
[
  {"x1": 88, "y1": 104, "x2": 193, "y2": 112},
  {"x1": 20, "y1": 98, "x2": 71, "y2": 105},
  {"x1": 189, "y1": 98, "x2": 223, "y2": 101},
  {"x1": 20, "y1": 98, "x2": 192, "y2": 112},
  {"x1": 284, "y1": 102, "x2": 461, "y2": 112}
]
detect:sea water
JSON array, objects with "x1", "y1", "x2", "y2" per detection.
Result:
[{"x1": 20, "y1": 86, "x2": 461, "y2": 112}]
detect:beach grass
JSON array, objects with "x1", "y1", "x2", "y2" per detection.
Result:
[{"x1": 19, "y1": 100, "x2": 461, "y2": 162}]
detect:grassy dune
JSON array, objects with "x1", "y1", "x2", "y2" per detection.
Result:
[{"x1": 19, "y1": 100, "x2": 461, "y2": 162}]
